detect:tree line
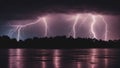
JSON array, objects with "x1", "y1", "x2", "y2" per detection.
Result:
[{"x1": 0, "y1": 35, "x2": 120, "y2": 48}]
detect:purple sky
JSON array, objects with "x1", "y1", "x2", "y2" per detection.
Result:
[{"x1": 0, "y1": 0, "x2": 120, "y2": 40}]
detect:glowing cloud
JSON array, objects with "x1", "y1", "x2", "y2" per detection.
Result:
[{"x1": 8, "y1": 13, "x2": 109, "y2": 41}]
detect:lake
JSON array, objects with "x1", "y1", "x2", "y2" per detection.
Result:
[{"x1": 0, "y1": 49, "x2": 120, "y2": 68}]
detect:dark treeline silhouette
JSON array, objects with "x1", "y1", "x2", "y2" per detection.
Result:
[{"x1": 0, "y1": 35, "x2": 120, "y2": 48}]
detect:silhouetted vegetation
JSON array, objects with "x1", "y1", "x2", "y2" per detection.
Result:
[{"x1": 0, "y1": 35, "x2": 120, "y2": 48}]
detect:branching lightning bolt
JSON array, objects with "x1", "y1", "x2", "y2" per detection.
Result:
[
  {"x1": 9, "y1": 17, "x2": 48, "y2": 41},
  {"x1": 15, "y1": 18, "x2": 41, "y2": 41},
  {"x1": 69, "y1": 14, "x2": 89, "y2": 38},
  {"x1": 90, "y1": 14, "x2": 108, "y2": 40},
  {"x1": 8, "y1": 25, "x2": 20, "y2": 38}
]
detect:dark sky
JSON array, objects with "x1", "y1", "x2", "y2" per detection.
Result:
[
  {"x1": 0, "y1": 0, "x2": 120, "y2": 20},
  {"x1": 0, "y1": 0, "x2": 120, "y2": 40}
]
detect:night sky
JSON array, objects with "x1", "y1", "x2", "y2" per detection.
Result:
[{"x1": 0, "y1": 0, "x2": 120, "y2": 40}]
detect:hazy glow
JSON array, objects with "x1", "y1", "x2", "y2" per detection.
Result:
[
  {"x1": 9, "y1": 49, "x2": 23, "y2": 68},
  {"x1": 53, "y1": 50, "x2": 61, "y2": 68},
  {"x1": 77, "y1": 62, "x2": 81, "y2": 68},
  {"x1": 104, "y1": 49, "x2": 108, "y2": 68},
  {"x1": 42, "y1": 56, "x2": 46, "y2": 68},
  {"x1": 90, "y1": 49, "x2": 98, "y2": 68}
]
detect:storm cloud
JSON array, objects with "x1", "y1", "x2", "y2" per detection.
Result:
[{"x1": 0, "y1": 0, "x2": 120, "y2": 20}]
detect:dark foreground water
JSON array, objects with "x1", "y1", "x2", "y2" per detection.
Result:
[{"x1": 0, "y1": 49, "x2": 120, "y2": 68}]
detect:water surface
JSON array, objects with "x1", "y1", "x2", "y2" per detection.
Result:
[{"x1": 0, "y1": 49, "x2": 120, "y2": 68}]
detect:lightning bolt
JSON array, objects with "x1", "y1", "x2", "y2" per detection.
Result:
[
  {"x1": 89, "y1": 14, "x2": 108, "y2": 40},
  {"x1": 17, "y1": 25, "x2": 22, "y2": 41},
  {"x1": 15, "y1": 18, "x2": 41, "y2": 41},
  {"x1": 90, "y1": 15, "x2": 97, "y2": 39},
  {"x1": 72, "y1": 14, "x2": 80, "y2": 38},
  {"x1": 8, "y1": 25, "x2": 20, "y2": 38},
  {"x1": 78, "y1": 15, "x2": 89, "y2": 27},
  {"x1": 42, "y1": 17, "x2": 48, "y2": 37},
  {"x1": 9, "y1": 17, "x2": 48, "y2": 41},
  {"x1": 99, "y1": 15, "x2": 108, "y2": 41}
]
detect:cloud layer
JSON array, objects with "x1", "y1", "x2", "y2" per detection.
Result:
[{"x1": 0, "y1": 0, "x2": 120, "y2": 20}]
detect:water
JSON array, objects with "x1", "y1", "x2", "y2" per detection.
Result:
[{"x1": 0, "y1": 49, "x2": 120, "y2": 68}]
